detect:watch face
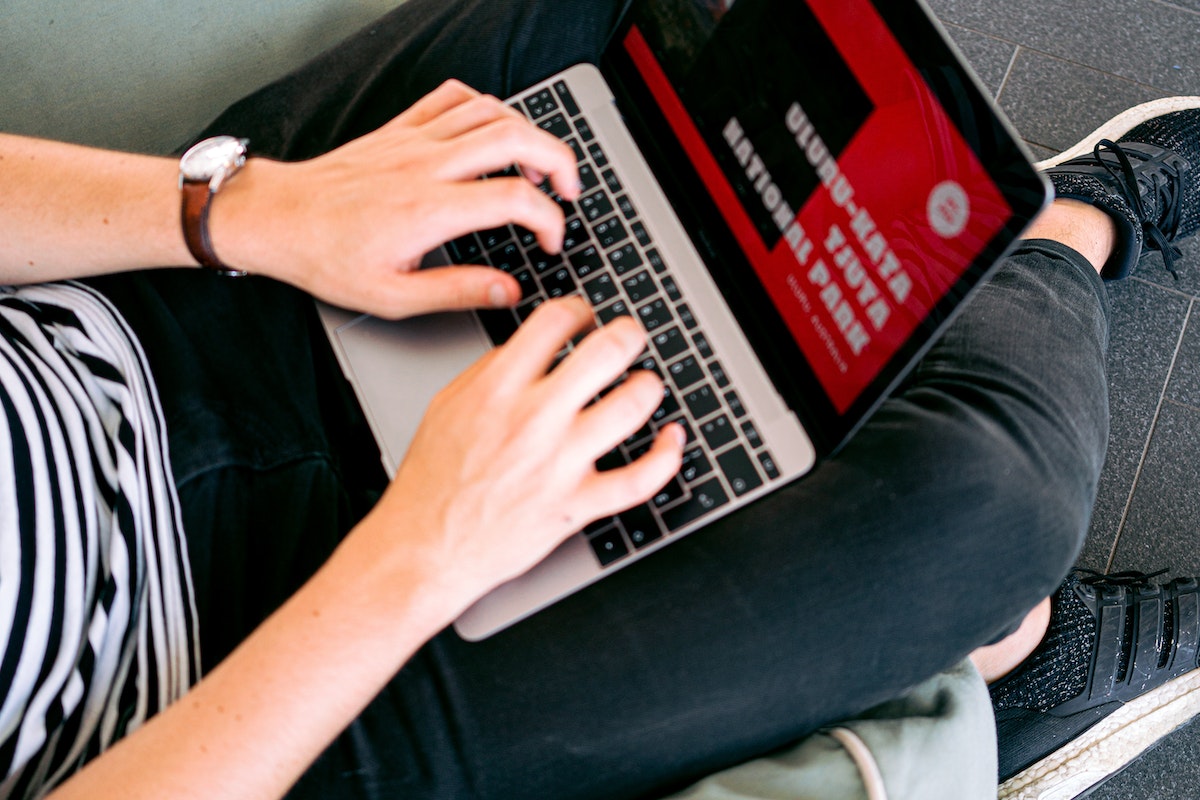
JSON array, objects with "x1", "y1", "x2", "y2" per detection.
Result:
[{"x1": 181, "y1": 136, "x2": 246, "y2": 182}]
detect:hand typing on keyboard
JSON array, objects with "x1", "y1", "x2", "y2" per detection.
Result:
[
  {"x1": 365, "y1": 295, "x2": 685, "y2": 615},
  {"x1": 212, "y1": 80, "x2": 581, "y2": 319}
]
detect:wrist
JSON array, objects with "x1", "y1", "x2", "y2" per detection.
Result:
[{"x1": 205, "y1": 157, "x2": 293, "y2": 282}]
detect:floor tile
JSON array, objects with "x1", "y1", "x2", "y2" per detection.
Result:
[
  {"x1": 925, "y1": 0, "x2": 1200, "y2": 95},
  {"x1": 1079, "y1": 280, "x2": 1191, "y2": 569},
  {"x1": 996, "y1": 49, "x2": 1169, "y2": 153},
  {"x1": 1108, "y1": 400, "x2": 1200, "y2": 573}
]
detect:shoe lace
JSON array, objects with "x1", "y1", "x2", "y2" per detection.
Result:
[{"x1": 1095, "y1": 139, "x2": 1185, "y2": 278}]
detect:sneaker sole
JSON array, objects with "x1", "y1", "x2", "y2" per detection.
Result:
[
  {"x1": 1036, "y1": 96, "x2": 1200, "y2": 170},
  {"x1": 997, "y1": 667, "x2": 1200, "y2": 800}
]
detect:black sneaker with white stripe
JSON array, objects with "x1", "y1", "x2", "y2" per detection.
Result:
[
  {"x1": 991, "y1": 570, "x2": 1200, "y2": 800},
  {"x1": 1040, "y1": 96, "x2": 1200, "y2": 279}
]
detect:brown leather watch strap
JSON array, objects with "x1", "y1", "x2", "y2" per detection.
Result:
[{"x1": 181, "y1": 179, "x2": 246, "y2": 276}]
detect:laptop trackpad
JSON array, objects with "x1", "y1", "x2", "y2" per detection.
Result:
[{"x1": 334, "y1": 311, "x2": 491, "y2": 476}]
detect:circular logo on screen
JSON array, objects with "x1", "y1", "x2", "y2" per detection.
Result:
[{"x1": 927, "y1": 181, "x2": 970, "y2": 238}]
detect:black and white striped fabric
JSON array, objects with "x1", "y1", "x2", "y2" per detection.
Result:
[{"x1": 0, "y1": 282, "x2": 199, "y2": 798}]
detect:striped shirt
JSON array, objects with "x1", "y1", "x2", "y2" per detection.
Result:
[{"x1": 0, "y1": 283, "x2": 199, "y2": 798}]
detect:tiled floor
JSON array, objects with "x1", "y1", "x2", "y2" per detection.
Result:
[{"x1": 925, "y1": 0, "x2": 1200, "y2": 795}]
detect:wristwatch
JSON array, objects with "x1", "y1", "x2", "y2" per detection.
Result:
[{"x1": 179, "y1": 135, "x2": 250, "y2": 276}]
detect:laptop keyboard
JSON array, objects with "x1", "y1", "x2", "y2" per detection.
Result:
[{"x1": 446, "y1": 79, "x2": 781, "y2": 568}]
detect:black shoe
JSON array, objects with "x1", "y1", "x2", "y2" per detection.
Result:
[
  {"x1": 1040, "y1": 97, "x2": 1200, "y2": 279},
  {"x1": 991, "y1": 570, "x2": 1200, "y2": 799}
]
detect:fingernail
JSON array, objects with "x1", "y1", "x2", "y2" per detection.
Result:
[
  {"x1": 668, "y1": 423, "x2": 686, "y2": 448},
  {"x1": 488, "y1": 283, "x2": 511, "y2": 308}
]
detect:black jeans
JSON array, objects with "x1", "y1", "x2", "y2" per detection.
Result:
[{"x1": 94, "y1": 0, "x2": 1110, "y2": 797}]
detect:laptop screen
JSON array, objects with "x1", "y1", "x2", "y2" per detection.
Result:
[{"x1": 603, "y1": 0, "x2": 1048, "y2": 454}]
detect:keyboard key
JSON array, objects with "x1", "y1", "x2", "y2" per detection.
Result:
[
  {"x1": 717, "y1": 445, "x2": 763, "y2": 497},
  {"x1": 741, "y1": 421, "x2": 762, "y2": 449},
  {"x1": 692, "y1": 332, "x2": 713, "y2": 359},
  {"x1": 709, "y1": 360, "x2": 730, "y2": 388},
  {"x1": 523, "y1": 88, "x2": 558, "y2": 119},
  {"x1": 593, "y1": 216, "x2": 628, "y2": 249},
  {"x1": 542, "y1": 267, "x2": 577, "y2": 298},
  {"x1": 609, "y1": 244, "x2": 643, "y2": 276},
  {"x1": 634, "y1": 352, "x2": 663, "y2": 378},
  {"x1": 477, "y1": 309, "x2": 519, "y2": 345},
  {"x1": 563, "y1": 216, "x2": 589, "y2": 252},
  {"x1": 602, "y1": 168, "x2": 622, "y2": 194},
  {"x1": 662, "y1": 478, "x2": 729, "y2": 531},
  {"x1": 678, "y1": 302, "x2": 698, "y2": 329},
  {"x1": 490, "y1": 242, "x2": 525, "y2": 273},
  {"x1": 513, "y1": 268, "x2": 538, "y2": 301},
  {"x1": 638, "y1": 298, "x2": 674, "y2": 332},
  {"x1": 652, "y1": 478, "x2": 686, "y2": 509},
  {"x1": 587, "y1": 141, "x2": 609, "y2": 168},
  {"x1": 538, "y1": 112, "x2": 572, "y2": 140},
  {"x1": 758, "y1": 451, "x2": 781, "y2": 479},
  {"x1": 569, "y1": 245, "x2": 604, "y2": 278},
  {"x1": 575, "y1": 117, "x2": 595, "y2": 142},
  {"x1": 700, "y1": 414, "x2": 737, "y2": 450},
  {"x1": 622, "y1": 271, "x2": 658, "y2": 305},
  {"x1": 647, "y1": 248, "x2": 666, "y2": 274},
  {"x1": 725, "y1": 391, "x2": 747, "y2": 418},
  {"x1": 553, "y1": 80, "x2": 580, "y2": 116},
  {"x1": 578, "y1": 162, "x2": 600, "y2": 191},
  {"x1": 479, "y1": 226, "x2": 512, "y2": 250},
  {"x1": 589, "y1": 526, "x2": 629, "y2": 566},
  {"x1": 528, "y1": 248, "x2": 562, "y2": 275},
  {"x1": 668, "y1": 355, "x2": 704, "y2": 389},
  {"x1": 583, "y1": 273, "x2": 619, "y2": 306},
  {"x1": 448, "y1": 233, "x2": 483, "y2": 263},
  {"x1": 619, "y1": 505, "x2": 662, "y2": 549},
  {"x1": 680, "y1": 447, "x2": 712, "y2": 483},
  {"x1": 632, "y1": 221, "x2": 651, "y2": 247},
  {"x1": 564, "y1": 136, "x2": 585, "y2": 164},
  {"x1": 616, "y1": 194, "x2": 637, "y2": 219},
  {"x1": 597, "y1": 299, "x2": 631, "y2": 325},
  {"x1": 579, "y1": 189, "x2": 614, "y2": 222},
  {"x1": 661, "y1": 275, "x2": 681, "y2": 301},
  {"x1": 683, "y1": 384, "x2": 721, "y2": 419},
  {"x1": 651, "y1": 386, "x2": 680, "y2": 424},
  {"x1": 651, "y1": 326, "x2": 688, "y2": 362},
  {"x1": 516, "y1": 227, "x2": 539, "y2": 249}
]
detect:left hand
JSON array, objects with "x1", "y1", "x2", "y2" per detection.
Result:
[{"x1": 213, "y1": 79, "x2": 581, "y2": 318}]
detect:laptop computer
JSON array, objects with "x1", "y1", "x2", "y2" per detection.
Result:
[{"x1": 318, "y1": 0, "x2": 1050, "y2": 640}]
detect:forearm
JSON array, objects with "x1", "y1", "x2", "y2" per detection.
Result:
[
  {"x1": 46, "y1": 510, "x2": 455, "y2": 800},
  {"x1": 0, "y1": 134, "x2": 200, "y2": 282}
]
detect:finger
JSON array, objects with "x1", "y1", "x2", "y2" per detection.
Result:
[
  {"x1": 569, "y1": 369, "x2": 665, "y2": 458},
  {"x1": 545, "y1": 316, "x2": 647, "y2": 412},
  {"x1": 419, "y1": 92, "x2": 526, "y2": 141},
  {"x1": 438, "y1": 118, "x2": 580, "y2": 200},
  {"x1": 391, "y1": 79, "x2": 481, "y2": 128},
  {"x1": 433, "y1": 179, "x2": 568, "y2": 253},
  {"x1": 490, "y1": 296, "x2": 596, "y2": 386},
  {"x1": 367, "y1": 266, "x2": 520, "y2": 320},
  {"x1": 575, "y1": 425, "x2": 686, "y2": 519}
]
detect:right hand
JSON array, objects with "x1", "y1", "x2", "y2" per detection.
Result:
[{"x1": 359, "y1": 296, "x2": 685, "y2": 619}]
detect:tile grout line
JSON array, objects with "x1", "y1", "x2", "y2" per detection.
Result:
[
  {"x1": 994, "y1": 44, "x2": 1020, "y2": 102},
  {"x1": 1106, "y1": 296, "x2": 1195, "y2": 571}
]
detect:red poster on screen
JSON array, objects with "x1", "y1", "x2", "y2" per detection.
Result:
[{"x1": 625, "y1": 0, "x2": 1012, "y2": 412}]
